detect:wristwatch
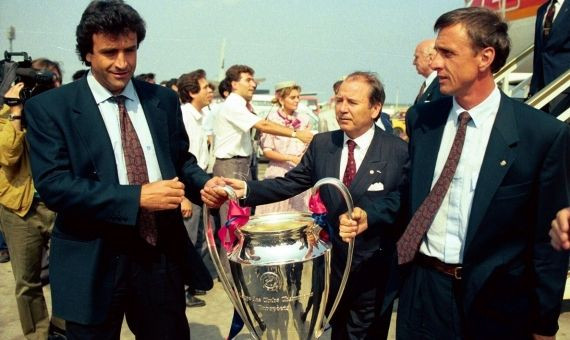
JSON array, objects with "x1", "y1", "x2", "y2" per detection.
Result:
[{"x1": 9, "y1": 114, "x2": 22, "y2": 121}]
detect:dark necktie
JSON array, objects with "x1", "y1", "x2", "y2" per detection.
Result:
[
  {"x1": 543, "y1": 0, "x2": 557, "y2": 40},
  {"x1": 113, "y1": 95, "x2": 158, "y2": 246},
  {"x1": 342, "y1": 140, "x2": 357, "y2": 187},
  {"x1": 397, "y1": 112, "x2": 471, "y2": 264}
]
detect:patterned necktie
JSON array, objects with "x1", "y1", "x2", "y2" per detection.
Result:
[
  {"x1": 397, "y1": 112, "x2": 471, "y2": 264},
  {"x1": 342, "y1": 140, "x2": 357, "y2": 187},
  {"x1": 113, "y1": 95, "x2": 158, "y2": 246},
  {"x1": 543, "y1": 0, "x2": 557, "y2": 40}
]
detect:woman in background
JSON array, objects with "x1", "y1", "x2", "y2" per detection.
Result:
[{"x1": 255, "y1": 81, "x2": 312, "y2": 215}]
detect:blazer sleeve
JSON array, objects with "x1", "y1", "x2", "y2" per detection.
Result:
[
  {"x1": 244, "y1": 136, "x2": 316, "y2": 206},
  {"x1": 532, "y1": 123, "x2": 570, "y2": 335},
  {"x1": 25, "y1": 96, "x2": 141, "y2": 226}
]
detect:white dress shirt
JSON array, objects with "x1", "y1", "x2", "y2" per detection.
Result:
[
  {"x1": 181, "y1": 103, "x2": 209, "y2": 170},
  {"x1": 419, "y1": 86, "x2": 501, "y2": 263},
  {"x1": 213, "y1": 93, "x2": 261, "y2": 159},
  {"x1": 87, "y1": 72, "x2": 162, "y2": 184},
  {"x1": 339, "y1": 124, "x2": 375, "y2": 180}
]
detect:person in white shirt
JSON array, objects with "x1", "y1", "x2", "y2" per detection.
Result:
[
  {"x1": 213, "y1": 64, "x2": 313, "y2": 227},
  {"x1": 177, "y1": 69, "x2": 215, "y2": 308}
]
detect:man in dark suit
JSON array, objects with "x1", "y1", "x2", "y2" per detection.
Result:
[
  {"x1": 343, "y1": 7, "x2": 569, "y2": 339},
  {"x1": 413, "y1": 39, "x2": 444, "y2": 105},
  {"x1": 227, "y1": 71, "x2": 409, "y2": 339},
  {"x1": 24, "y1": 1, "x2": 225, "y2": 338},
  {"x1": 399, "y1": 7, "x2": 569, "y2": 339},
  {"x1": 529, "y1": 0, "x2": 570, "y2": 116}
]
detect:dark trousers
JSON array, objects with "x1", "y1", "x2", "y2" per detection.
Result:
[
  {"x1": 329, "y1": 252, "x2": 392, "y2": 340},
  {"x1": 66, "y1": 254, "x2": 189, "y2": 340},
  {"x1": 396, "y1": 263, "x2": 463, "y2": 340},
  {"x1": 396, "y1": 262, "x2": 536, "y2": 340}
]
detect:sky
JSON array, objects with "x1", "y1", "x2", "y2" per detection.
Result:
[{"x1": 0, "y1": 0, "x2": 463, "y2": 105}]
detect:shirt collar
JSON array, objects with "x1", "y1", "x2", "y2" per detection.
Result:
[
  {"x1": 86, "y1": 71, "x2": 136, "y2": 104},
  {"x1": 450, "y1": 85, "x2": 500, "y2": 128},
  {"x1": 226, "y1": 92, "x2": 247, "y2": 108},
  {"x1": 182, "y1": 102, "x2": 203, "y2": 121},
  {"x1": 343, "y1": 124, "x2": 375, "y2": 150},
  {"x1": 425, "y1": 71, "x2": 438, "y2": 87}
]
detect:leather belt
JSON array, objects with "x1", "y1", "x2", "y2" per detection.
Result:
[
  {"x1": 416, "y1": 253, "x2": 463, "y2": 280},
  {"x1": 216, "y1": 155, "x2": 249, "y2": 160}
]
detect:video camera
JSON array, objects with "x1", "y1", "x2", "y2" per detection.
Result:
[{"x1": 0, "y1": 51, "x2": 57, "y2": 106}]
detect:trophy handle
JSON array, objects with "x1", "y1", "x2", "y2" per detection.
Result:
[
  {"x1": 203, "y1": 186, "x2": 260, "y2": 339},
  {"x1": 312, "y1": 177, "x2": 355, "y2": 338}
]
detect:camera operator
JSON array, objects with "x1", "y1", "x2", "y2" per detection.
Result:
[{"x1": 0, "y1": 58, "x2": 66, "y2": 339}]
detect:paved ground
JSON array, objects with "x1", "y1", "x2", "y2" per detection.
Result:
[{"x1": 2, "y1": 258, "x2": 570, "y2": 339}]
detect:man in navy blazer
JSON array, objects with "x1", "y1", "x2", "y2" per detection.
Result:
[
  {"x1": 343, "y1": 7, "x2": 569, "y2": 339},
  {"x1": 24, "y1": 1, "x2": 224, "y2": 338},
  {"x1": 530, "y1": 0, "x2": 570, "y2": 116},
  {"x1": 400, "y1": 8, "x2": 569, "y2": 339},
  {"x1": 227, "y1": 72, "x2": 409, "y2": 339},
  {"x1": 413, "y1": 39, "x2": 445, "y2": 105}
]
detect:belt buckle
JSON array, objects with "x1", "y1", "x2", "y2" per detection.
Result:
[{"x1": 453, "y1": 267, "x2": 463, "y2": 280}]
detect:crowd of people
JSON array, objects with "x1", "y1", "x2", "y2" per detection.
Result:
[{"x1": 0, "y1": 0, "x2": 568, "y2": 339}]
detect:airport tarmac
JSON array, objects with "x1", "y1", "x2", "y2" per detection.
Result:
[{"x1": 2, "y1": 259, "x2": 570, "y2": 339}]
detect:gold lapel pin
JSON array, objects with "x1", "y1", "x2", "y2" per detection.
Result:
[{"x1": 500, "y1": 160, "x2": 507, "y2": 167}]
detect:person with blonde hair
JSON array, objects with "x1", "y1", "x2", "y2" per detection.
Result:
[{"x1": 255, "y1": 81, "x2": 312, "y2": 214}]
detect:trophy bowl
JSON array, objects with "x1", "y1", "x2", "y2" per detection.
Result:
[{"x1": 205, "y1": 178, "x2": 354, "y2": 339}]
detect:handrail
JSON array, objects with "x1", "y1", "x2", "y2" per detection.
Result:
[
  {"x1": 525, "y1": 69, "x2": 570, "y2": 121},
  {"x1": 494, "y1": 44, "x2": 534, "y2": 82}
]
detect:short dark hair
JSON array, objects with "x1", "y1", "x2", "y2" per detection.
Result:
[
  {"x1": 434, "y1": 7, "x2": 510, "y2": 73},
  {"x1": 72, "y1": 69, "x2": 89, "y2": 81},
  {"x1": 177, "y1": 69, "x2": 206, "y2": 104},
  {"x1": 225, "y1": 64, "x2": 254, "y2": 83},
  {"x1": 32, "y1": 58, "x2": 63, "y2": 85},
  {"x1": 344, "y1": 71, "x2": 386, "y2": 107},
  {"x1": 76, "y1": 0, "x2": 146, "y2": 66},
  {"x1": 160, "y1": 78, "x2": 177, "y2": 90},
  {"x1": 218, "y1": 78, "x2": 231, "y2": 99}
]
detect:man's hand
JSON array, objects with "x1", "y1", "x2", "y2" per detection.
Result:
[
  {"x1": 296, "y1": 129, "x2": 313, "y2": 144},
  {"x1": 550, "y1": 207, "x2": 570, "y2": 251},
  {"x1": 338, "y1": 207, "x2": 368, "y2": 243},
  {"x1": 140, "y1": 177, "x2": 185, "y2": 211},
  {"x1": 200, "y1": 176, "x2": 228, "y2": 208},
  {"x1": 223, "y1": 178, "x2": 247, "y2": 199},
  {"x1": 4, "y1": 82, "x2": 24, "y2": 118},
  {"x1": 180, "y1": 197, "x2": 192, "y2": 218}
]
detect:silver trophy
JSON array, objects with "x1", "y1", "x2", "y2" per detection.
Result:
[{"x1": 205, "y1": 178, "x2": 355, "y2": 339}]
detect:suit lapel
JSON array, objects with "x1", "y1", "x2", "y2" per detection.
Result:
[
  {"x1": 420, "y1": 80, "x2": 438, "y2": 103},
  {"x1": 133, "y1": 81, "x2": 175, "y2": 179},
  {"x1": 349, "y1": 126, "x2": 386, "y2": 202},
  {"x1": 321, "y1": 131, "x2": 344, "y2": 207},
  {"x1": 464, "y1": 94, "x2": 519, "y2": 249},
  {"x1": 411, "y1": 99, "x2": 452, "y2": 212},
  {"x1": 71, "y1": 78, "x2": 119, "y2": 183},
  {"x1": 549, "y1": 1, "x2": 570, "y2": 46}
]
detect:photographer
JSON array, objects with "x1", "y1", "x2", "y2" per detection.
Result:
[{"x1": 0, "y1": 58, "x2": 65, "y2": 339}]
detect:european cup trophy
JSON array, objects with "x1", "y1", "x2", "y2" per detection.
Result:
[{"x1": 204, "y1": 178, "x2": 355, "y2": 339}]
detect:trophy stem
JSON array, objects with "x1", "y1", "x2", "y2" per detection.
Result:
[
  {"x1": 203, "y1": 187, "x2": 261, "y2": 339},
  {"x1": 312, "y1": 178, "x2": 355, "y2": 338}
]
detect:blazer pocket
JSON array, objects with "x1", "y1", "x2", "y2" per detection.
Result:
[{"x1": 494, "y1": 181, "x2": 533, "y2": 200}]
